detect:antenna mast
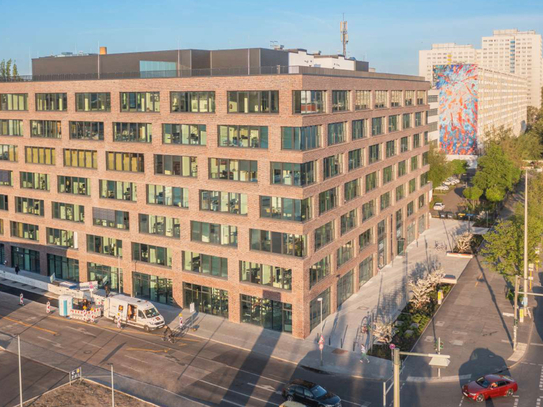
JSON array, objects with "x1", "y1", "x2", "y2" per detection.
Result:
[{"x1": 340, "y1": 14, "x2": 348, "y2": 56}]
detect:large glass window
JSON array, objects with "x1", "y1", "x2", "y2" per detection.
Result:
[
  {"x1": 309, "y1": 256, "x2": 331, "y2": 288},
  {"x1": 132, "y1": 243, "x2": 172, "y2": 267},
  {"x1": 250, "y1": 229, "x2": 306, "y2": 257},
  {"x1": 407, "y1": 201, "x2": 415, "y2": 217},
  {"x1": 120, "y1": 92, "x2": 160, "y2": 112},
  {"x1": 355, "y1": 90, "x2": 371, "y2": 110},
  {"x1": 15, "y1": 197, "x2": 44, "y2": 216},
  {"x1": 11, "y1": 221, "x2": 39, "y2": 241},
  {"x1": 52, "y1": 202, "x2": 84, "y2": 223},
  {"x1": 0, "y1": 144, "x2": 17, "y2": 161},
  {"x1": 241, "y1": 294, "x2": 292, "y2": 333},
  {"x1": 58, "y1": 176, "x2": 89, "y2": 195},
  {"x1": 332, "y1": 90, "x2": 349, "y2": 112},
  {"x1": 155, "y1": 155, "x2": 197, "y2": 177},
  {"x1": 415, "y1": 112, "x2": 423, "y2": 127},
  {"x1": 401, "y1": 136, "x2": 409, "y2": 153},
  {"x1": 371, "y1": 117, "x2": 384, "y2": 136},
  {"x1": 362, "y1": 200, "x2": 375, "y2": 222},
  {"x1": 260, "y1": 196, "x2": 311, "y2": 222},
  {"x1": 405, "y1": 91, "x2": 414, "y2": 106},
  {"x1": 47, "y1": 254, "x2": 79, "y2": 282},
  {"x1": 337, "y1": 241, "x2": 354, "y2": 268},
  {"x1": 352, "y1": 119, "x2": 367, "y2": 140},
  {"x1": 319, "y1": 188, "x2": 338, "y2": 215},
  {"x1": 327, "y1": 122, "x2": 345, "y2": 145},
  {"x1": 147, "y1": 184, "x2": 187, "y2": 207},
  {"x1": 88, "y1": 263, "x2": 122, "y2": 292},
  {"x1": 36, "y1": 93, "x2": 67, "y2": 111},
  {"x1": 270, "y1": 161, "x2": 315, "y2": 186},
  {"x1": 374, "y1": 91, "x2": 388, "y2": 109},
  {"x1": 209, "y1": 158, "x2": 257, "y2": 182},
  {"x1": 359, "y1": 255, "x2": 374, "y2": 287},
  {"x1": 365, "y1": 171, "x2": 378, "y2": 192},
  {"x1": 386, "y1": 140, "x2": 396, "y2": 158},
  {"x1": 139, "y1": 214, "x2": 180, "y2": 238},
  {"x1": 314, "y1": 221, "x2": 334, "y2": 251},
  {"x1": 421, "y1": 171, "x2": 429, "y2": 186},
  {"x1": 391, "y1": 91, "x2": 402, "y2": 107},
  {"x1": 106, "y1": 152, "x2": 144, "y2": 172},
  {"x1": 369, "y1": 144, "x2": 380, "y2": 164},
  {"x1": 380, "y1": 191, "x2": 391, "y2": 210},
  {"x1": 383, "y1": 165, "x2": 394, "y2": 184},
  {"x1": 25, "y1": 147, "x2": 55, "y2": 165},
  {"x1": 70, "y1": 121, "x2": 104, "y2": 141},
  {"x1": 134, "y1": 272, "x2": 174, "y2": 305},
  {"x1": 240, "y1": 261, "x2": 292, "y2": 290},
  {"x1": 218, "y1": 125, "x2": 268, "y2": 149},
  {"x1": 46, "y1": 228, "x2": 75, "y2": 248},
  {"x1": 200, "y1": 190, "x2": 247, "y2": 215},
  {"x1": 0, "y1": 119, "x2": 23, "y2": 137},
  {"x1": 228, "y1": 91, "x2": 279, "y2": 113},
  {"x1": 281, "y1": 126, "x2": 320, "y2": 151},
  {"x1": 0, "y1": 94, "x2": 27, "y2": 111},
  {"x1": 191, "y1": 221, "x2": 237, "y2": 247},
  {"x1": 75, "y1": 93, "x2": 110, "y2": 112},
  {"x1": 0, "y1": 194, "x2": 7, "y2": 211},
  {"x1": 402, "y1": 113, "x2": 411, "y2": 129},
  {"x1": 183, "y1": 283, "x2": 228, "y2": 318},
  {"x1": 93, "y1": 208, "x2": 129, "y2": 230},
  {"x1": 348, "y1": 149, "x2": 362, "y2": 171},
  {"x1": 340, "y1": 209, "x2": 358, "y2": 235},
  {"x1": 388, "y1": 115, "x2": 400, "y2": 133},
  {"x1": 359, "y1": 228, "x2": 373, "y2": 251},
  {"x1": 20, "y1": 172, "x2": 48, "y2": 191},
  {"x1": 113, "y1": 123, "x2": 152, "y2": 143},
  {"x1": 396, "y1": 184, "x2": 405, "y2": 201},
  {"x1": 413, "y1": 133, "x2": 421, "y2": 148},
  {"x1": 163, "y1": 124, "x2": 206, "y2": 145},
  {"x1": 337, "y1": 270, "x2": 354, "y2": 307},
  {"x1": 86, "y1": 235, "x2": 122, "y2": 257},
  {"x1": 183, "y1": 251, "x2": 228, "y2": 279},
  {"x1": 11, "y1": 246, "x2": 40, "y2": 273},
  {"x1": 409, "y1": 178, "x2": 417, "y2": 194},
  {"x1": 310, "y1": 288, "x2": 330, "y2": 331},
  {"x1": 64, "y1": 149, "x2": 97, "y2": 169},
  {"x1": 398, "y1": 160, "x2": 407, "y2": 177},
  {"x1": 411, "y1": 156, "x2": 419, "y2": 171},
  {"x1": 293, "y1": 90, "x2": 325, "y2": 114},
  {"x1": 171, "y1": 91, "x2": 215, "y2": 113},
  {"x1": 99, "y1": 180, "x2": 136, "y2": 201},
  {"x1": 417, "y1": 90, "x2": 427, "y2": 105},
  {"x1": 344, "y1": 179, "x2": 360, "y2": 202},
  {"x1": 31, "y1": 120, "x2": 61, "y2": 138},
  {"x1": 323, "y1": 154, "x2": 342, "y2": 179}
]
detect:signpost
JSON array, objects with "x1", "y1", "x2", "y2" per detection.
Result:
[
  {"x1": 318, "y1": 335, "x2": 324, "y2": 366},
  {"x1": 69, "y1": 367, "x2": 82, "y2": 385}
]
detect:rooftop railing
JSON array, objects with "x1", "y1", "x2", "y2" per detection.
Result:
[{"x1": 0, "y1": 66, "x2": 425, "y2": 83}]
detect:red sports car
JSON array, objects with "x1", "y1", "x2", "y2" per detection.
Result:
[{"x1": 462, "y1": 374, "x2": 518, "y2": 402}]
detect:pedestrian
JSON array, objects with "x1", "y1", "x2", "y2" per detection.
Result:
[
  {"x1": 15, "y1": 265, "x2": 20, "y2": 275},
  {"x1": 360, "y1": 344, "x2": 370, "y2": 364},
  {"x1": 163, "y1": 325, "x2": 173, "y2": 342},
  {"x1": 105, "y1": 283, "x2": 111, "y2": 297}
]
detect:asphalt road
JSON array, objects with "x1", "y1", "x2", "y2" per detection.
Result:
[{"x1": 0, "y1": 289, "x2": 383, "y2": 407}]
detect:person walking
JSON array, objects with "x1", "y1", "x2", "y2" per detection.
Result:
[
  {"x1": 15, "y1": 265, "x2": 20, "y2": 275},
  {"x1": 360, "y1": 344, "x2": 370, "y2": 363}
]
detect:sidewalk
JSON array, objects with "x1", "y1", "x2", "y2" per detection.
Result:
[{"x1": 0, "y1": 217, "x2": 478, "y2": 380}]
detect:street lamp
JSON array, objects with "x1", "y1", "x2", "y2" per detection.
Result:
[{"x1": 317, "y1": 297, "x2": 324, "y2": 366}]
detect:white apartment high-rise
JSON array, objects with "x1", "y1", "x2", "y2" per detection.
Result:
[
  {"x1": 481, "y1": 29, "x2": 542, "y2": 108},
  {"x1": 418, "y1": 43, "x2": 479, "y2": 81}
]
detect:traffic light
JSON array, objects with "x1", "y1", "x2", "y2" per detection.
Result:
[{"x1": 434, "y1": 338, "x2": 443, "y2": 352}]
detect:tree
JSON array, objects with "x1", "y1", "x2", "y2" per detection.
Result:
[
  {"x1": 448, "y1": 159, "x2": 468, "y2": 176},
  {"x1": 527, "y1": 106, "x2": 540, "y2": 128},
  {"x1": 372, "y1": 321, "x2": 397, "y2": 345},
  {"x1": 5, "y1": 59, "x2": 11, "y2": 80},
  {"x1": 485, "y1": 186, "x2": 505, "y2": 204},
  {"x1": 12, "y1": 63, "x2": 19, "y2": 80},
  {"x1": 428, "y1": 144, "x2": 451, "y2": 187},
  {"x1": 0, "y1": 60, "x2": 5, "y2": 79},
  {"x1": 463, "y1": 186, "x2": 483, "y2": 201},
  {"x1": 473, "y1": 143, "x2": 520, "y2": 197}
]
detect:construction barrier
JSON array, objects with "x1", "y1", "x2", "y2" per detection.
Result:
[
  {"x1": 19, "y1": 293, "x2": 23, "y2": 306},
  {"x1": 69, "y1": 308, "x2": 100, "y2": 322},
  {"x1": 46, "y1": 301, "x2": 51, "y2": 314}
]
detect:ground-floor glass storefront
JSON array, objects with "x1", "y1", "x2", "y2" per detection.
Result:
[
  {"x1": 183, "y1": 283, "x2": 228, "y2": 318},
  {"x1": 133, "y1": 272, "x2": 174, "y2": 305},
  {"x1": 241, "y1": 294, "x2": 292, "y2": 333},
  {"x1": 88, "y1": 262, "x2": 123, "y2": 292},
  {"x1": 47, "y1": 254, "x2": 79, "y2": 282},
  {"x1": 11, "y1": 246, "x2": 40, "y2": 273}
]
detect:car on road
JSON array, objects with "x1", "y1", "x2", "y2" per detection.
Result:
[
  {"x1": 280, "y1": 402, "x2": 307, "y2": 407},
  {"x1": 433, "y1": 202, "x2": 445, "y2": 211},
  {"x1": 435, "y1": 185, "x2": 449, "y2": 192},
  {"x1": 462, "y1": 374, "x2": 518, "y2": 402},
  {"x1": 282, "y1": 379, "x2": 341, "y2": 407}
]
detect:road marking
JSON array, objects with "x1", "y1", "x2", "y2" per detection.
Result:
[
  {"x1": 530, "y1": 342, "x2": 543, "y2": 347},
  {"x1": 123, "y1": 354, "x2": 151, "y2": 364},
  {"x1": 539, "y1": 366, "x2": 543, "y2": 391},
  {"x1": 125, "y1": 347, "x2": 170, "y2": 353},
  {"x1": 194, "y1": 377, "x2": 281, "y2": 406},
  {"x1": 37, "y1": 336, "x2": 62, "y2": 348},
  {"x1": 247, "y1": 382, "x2": 282, "y2": 395},
  {"x1": 0, "y1": 316, "x2": 58, "y2": 335},
  {"x1": 502, "y1": 312, "x2": 514, "y2": 317}
]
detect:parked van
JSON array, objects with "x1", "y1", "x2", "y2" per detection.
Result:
[{"x1": 104, "y1": 294, "x2": 165, "y2": 331}]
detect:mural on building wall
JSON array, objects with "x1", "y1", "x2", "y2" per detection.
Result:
[{"x1": 434, "y1": 64, "x2": 478, "y2": 155}]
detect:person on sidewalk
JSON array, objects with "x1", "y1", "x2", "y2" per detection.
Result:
[
  {"x1": 360, "y1": 344, "x2": 370, "y2": 363},
  {"x1": 15, "y1": 265, "x2": 20, "y2": 275}
]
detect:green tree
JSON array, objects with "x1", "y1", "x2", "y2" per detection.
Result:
[
  {"x1": 12, "y1": 63, "x2": 19, "y2": 79},
  {"x1": 0, "y1": 60, "x2": 5, "y2": 79},
  {"x1": 5, "y1": 59, "x2": 11, "y2": 80},
  {"x1": 428, "y1": 144, "x2": 451, "y2": 187},
  {"x1": 448, "y1": 159, "x2": 468, "y2": 176},
  {"x1": 473, "y1": 143, "x2": 520, "y2": 196},
  {"x1": 463, "y1": 186, "x2": 483, "y2": 201}
]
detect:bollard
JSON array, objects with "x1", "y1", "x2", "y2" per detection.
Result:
[
  {"x1": 116, "y1": 315, "x2": 122, "y2": 329},
  {"x1": 179, "y1": 315, "x2": 184, "y2": 329},
  {"x1": 19, "y1": 293, "x2": 24, "y2": 306},
  {"x1": 46, "y1": 301, "x2": 51, "y2": 314}
]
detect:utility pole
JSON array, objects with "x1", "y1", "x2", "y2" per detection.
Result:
[
  {"x1": 18, "y1": 335, "x2": 23, "y2": 407},
  {"x1": 110, "y1": 364, "x2": 115, "y2": 407},
  {"x1": 523, "y1": 168, "x2": 528, "y2": 313},
  {"x1": 393, "y1": 348, "x2": 401, "y2": 407},
  {"x1": 513, "y1": 275, "x2": 519, "y2": 350},
  {"x1": 340, "y1": 15, "x2": 348, "y2": 57}
]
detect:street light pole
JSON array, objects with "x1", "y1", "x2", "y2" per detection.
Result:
[
  {"x1": 524, "y1": 168, "x2": 528, "y2": 311},
  {"x1": 18, "y1": 335, "x2": 23, "y2": 407},
  {"x1": 393, "y1": 348, "x2": 401, "y2": 407}
]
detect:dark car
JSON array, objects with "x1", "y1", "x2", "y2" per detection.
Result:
[
  {"x1": 282, "y1": 379, "x2": 341, "y2": 407},
  {"x1": 462, "y1": 374, "x2": 518, "y2": 402}
]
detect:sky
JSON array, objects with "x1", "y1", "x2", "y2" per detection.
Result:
[{"x1": 1, "y1": 0, "x2": 542, "y2": 76}]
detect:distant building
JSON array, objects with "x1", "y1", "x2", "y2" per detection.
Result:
[
  {"x1": 419, "y1": 43, "x2": 479, "y2": 81},
  {"x1": 427, "y1": 64, "x2": 527, "y2": 163}
]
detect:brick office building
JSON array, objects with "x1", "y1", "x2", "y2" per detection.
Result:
[{"x1": 0, "y1": 48, "x2": 430, "y2": 338}]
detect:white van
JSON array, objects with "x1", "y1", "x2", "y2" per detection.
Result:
[{"x1": 104, "y1": 294, "x2": 165, "y2": 331}]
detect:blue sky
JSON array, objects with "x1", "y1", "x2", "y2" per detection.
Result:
[{"x1": 1, "y1": 0, "x2": 542, "y2": 75}]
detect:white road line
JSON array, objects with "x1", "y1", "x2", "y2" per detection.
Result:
[
  {"x1": 36, "y1": 336, "x2": 61, "y2": 348},
  {"x1": 530, "y1": 342, "x2": 543, "y2": 347},
  {"x1": 247, "y1": 383, "x2": 282, "y2": 395},
  {"x1": 194, "y1": 378, "x2": 281, "y2": 406}
]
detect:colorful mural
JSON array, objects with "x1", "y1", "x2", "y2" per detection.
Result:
[{"x1": 434, "y1": 64, "x2": 478, "y2": 155}]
